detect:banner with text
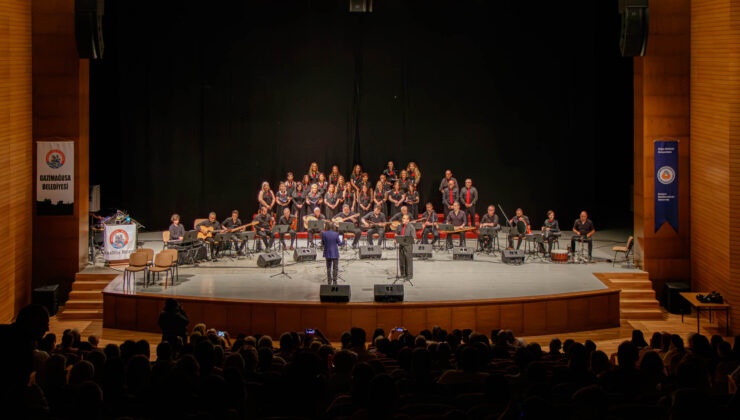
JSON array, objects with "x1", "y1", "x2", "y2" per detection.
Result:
[
  {"x1": 36, "y1": 141, "x2": 74, "y2": 215},
  {"x1": 654, "y1": 140, "x2": 679, "y2": 233},
  {"x1": 103, "y1": 224, "x2": 138, "y2": 261}
]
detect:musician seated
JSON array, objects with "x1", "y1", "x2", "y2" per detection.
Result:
[
  {"x1": 304, "y1": 206, "x2": 326, "y2": 248},
  {"x1": 479, "y1": 205, "x2": 500, "y2": 252},
  {"x1": 389, "y1": 205, "x2": 410, "y2": 223},
  {"x1": 445, "y1": 202, "x2": 467, "y2": 248},
  {"x1": 222, "y1": 210, "x2": 247, "y2": 255},
  {"x1": 507, "y1": 208, "x2": 530, "y2": 250},
  {"x1": 361, "y1": 205, "x2": 387, "y2": 246},
  {"x1": 570, "y1": 211, "x2": 595, "y2": 259},
  {"x1": 540, "y1": 210, "x2": 560, "y2": 255},
  {"x1": 253, "y1": 206, "x2": 274, "y2": 251},
  {"x1": 334, "y1": 204, "x2": 361, "y2": 248},
  {"x1": 420, "y1": 202, "x2": 440, "y2": 245},
  {"x1": 197, "y1": 212, "x2": 224, "y2": 261},
  {"x1": 168, "y1": 213, "x2": 184, "y2": 242},
  {"x1": 277, "y1": 207, "x2": 297, "y2": 250}
]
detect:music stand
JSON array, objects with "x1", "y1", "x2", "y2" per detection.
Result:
[
  {"x1": 307, "y1": 220, "x2": 325, "y2": 248},
  {"x1": 436, "y1": 223, "x2": 453, "y2": 251},
  {"x1": 477, "y1": 227, "x2": 497, "y2": 253},
  {"x1": 213, "y1": 232, "x2": 229, "y2": 259},
  {"x1": 270, "y1": 225, "x2": 293, "y2": 279},
  {"x1": 390, "y1": 235, "x2": 415, "y2": 285}
]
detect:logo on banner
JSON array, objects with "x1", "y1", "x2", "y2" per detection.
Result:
[
  {"x1": 45, "y1": 149, "x2": 66, "y2": 169},
  {"x1": 657, "y1": 166, "x2": 676, "y2": 185},
  {"x1": 109, "y1": 229, "x2": 129, "y2": 249}
]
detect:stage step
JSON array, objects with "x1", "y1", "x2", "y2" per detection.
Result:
[
  {"x1": 609, "y1": 279, "x2": 654, "y2": 290},
  {"x1": 620, "y1": 308, "x2": 664, "y2": 320},
  {"x1": 71, "y1": 280, "x2": 110, "y2": 291},
  {"x1": 69, "y1": 290, "x2": 103, "y2": 300},
  {"x1": 620, "y1": 298, "x2": 661, "y2": 309},
  {"x1": 58, "y1": 309, "x2": 103, "y2": 320},
  {"x1": 620, "y1": 289, "x2": 656, "y2": 299},
  {"x1": 64, "y1": 299, "x2": 103, "y2": 310}
]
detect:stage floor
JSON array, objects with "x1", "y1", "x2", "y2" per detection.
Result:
[{"x1": 99, "y1": 229, "x2": 640, "y2": 303}]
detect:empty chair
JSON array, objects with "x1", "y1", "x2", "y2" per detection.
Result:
[
  {"x1": 161, "y1": 248, "x2": 179, "y2": 282},
  {"x1": 162, "y1": 230, "x2": 171, "y2": 248},
  {"x1": 612, "y1": 236, "x2": 634, "y2": 267},
  {"x1": 123, "y1": 251, "x2": 148, "y2": 290},
  {"x1": 139, "y1": 247, "x2": 154, "y2": 267},
  {"x1": 148, "y1": 252, "x2": 175, "y2": 288}
]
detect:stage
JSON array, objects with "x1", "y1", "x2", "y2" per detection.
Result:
[{"x1": 100, "y1": 230, "x2": 637, "y2": 339}]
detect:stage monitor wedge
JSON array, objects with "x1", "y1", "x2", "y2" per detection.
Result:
[
  {"x1": 374, "y1": 284, "x2": 404, "y2": 302},
  {"x1": 320, "y1": 284, "x2": 351, "y2": 302},
  {"x1": 359, "y1": 245, "x2": 382, "y2": 259},
  {"x1": 619, "y1": 0, "x2": 649, "y2": 57},
  {"x1": 293, "y1": 247, "x2": 317, "y2": 262},
  {"x1": 453, "y1": 247, "x2": 474, "y2": 260},
  {"x1": 257, "y1": 252, "x2": 282, "y2": 268},
  {"x1": 75, "y1": 0, "x2": 105, "y2": 59},
  {"x1": 502, "y1": 249, "x2": 525, "y2": 265},
  {"x1": 412, "y1": 244, "x2": 433, "y2": 259}
]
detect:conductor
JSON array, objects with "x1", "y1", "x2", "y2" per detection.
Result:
[
  {"x1": 321, "y1": 224, "x2": 345, "y2": 285},
  {"x1": 395, "y1": 214, "x2": 416, "y2": 280}
]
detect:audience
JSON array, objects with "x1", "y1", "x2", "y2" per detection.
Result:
[{"x1": 3, "y1": 302, "x2": 740, "y2": 419}]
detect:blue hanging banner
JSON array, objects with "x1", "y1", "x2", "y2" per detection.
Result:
[{"x1": 654, "y1": 140, "x2": 679, "y2": 233}]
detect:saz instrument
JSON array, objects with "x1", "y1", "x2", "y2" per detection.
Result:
[
  {"x1": 331, "y1": 213, "x2": 359, "y2": 225},
  {"x1": 225, "y1": 221, "x2": 257, "y2": 233}
]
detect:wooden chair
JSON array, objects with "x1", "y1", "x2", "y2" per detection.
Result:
[
  {"x1": 123, "y1": 251, "x2": 148, "y2": 290},
  {"x1": 161, "y1": 249, "x2": 179, "y2": 282},
  {"x1": 139, "y1": 247, "x2": 155, "y2": 266},
  {"x1": 193, "y1": 218, "x2": 207, "y2": 230},
  {"x1": 612, "y1": 236, "x2": 634, "y2": 267},
  {"x1": 149, "y1": 252, "x2": 175, "y2": 288},
  {"x1": 162, "y1": 230, "x2": 171, "y2": 249}
]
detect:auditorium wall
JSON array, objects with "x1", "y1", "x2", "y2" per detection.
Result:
[
  {"x1": 690, "y1": 0, "x2": 740, "y2": 333},
  {"x1": 0, "y1": 0, "x2": 33, "y2": 322}
]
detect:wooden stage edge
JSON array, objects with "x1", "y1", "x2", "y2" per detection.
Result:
[{"x1": 102, "y1": 275, "x2": 621, "y2": 340}]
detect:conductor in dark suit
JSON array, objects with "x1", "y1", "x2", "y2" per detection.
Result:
[
  {"x1": 395, "y1": 214, "x2": 416, "y2": 280},
  {"x1": 321, "y1": 224, "x2": 345, "y2": 285}
]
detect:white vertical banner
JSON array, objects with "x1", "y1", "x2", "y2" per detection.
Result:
[
  {"x1": 102, "y1": 224, "x2": 138, "y2": 260},
  {"x1": 36, "y1": 141, "x2": 74, "y2": 215}
]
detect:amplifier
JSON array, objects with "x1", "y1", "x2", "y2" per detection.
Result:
[
  {"x1": 502, "y1": 249, "x2": 525, "y2": 265},
  {"x1": 374, "y1": 284, "x2": 404, "y2": 302},
  {"x1": 293, "y1": 247, "x2": 317, "y2": 262},
  {"x1": 320, "y1": 284, "x2": 351, "y2": 302},
  {"x1": 359, "y1": 245, "x2": 382, "y2": 259},
  {"x1": 412, "y1": 244, "x2": 433, "y2": 259},
  {"x1": 32, "y1": 284, "x2": 59, "y2": 316},
  {"x1": 257, "y1": 252, "x2": 282, "y2": 268},
  {"x1": 453, "y1": 246, "x2": 474, "y2": 260}
]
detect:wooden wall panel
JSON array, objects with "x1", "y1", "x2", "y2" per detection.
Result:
[
  {"x1": 102, "y1": 288, "x2": 621, "y2": 340},
  {"x1": 31, "y1": 0, "x2": 89, "y2": 303},
  {"x1": 633, "y1": 0, "x2": 691, "y2": 287},
  {"x1": 690, "y1": 0, "x2": 740, "y2": 333},
  {"x1": 0, "y1": 0, "x2": 33, "y2": 322}
]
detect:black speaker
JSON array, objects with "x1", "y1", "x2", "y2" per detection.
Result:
[
  {"x1": 293, "y1": 247, "x2": 317, "y2": 262},
  {"x1": 320, "y1": 284, "x2": 351, "y2": 302},
  {"x1": 412, "y1": 244, "x2": 433, "y2": 259},
  {"x1": 374, "y1": 284, "x2": 404, "y2": 302},
  {"x1": 619, "y1": 0, "x2": 649, "y2": 57},
  {"x1": 453, "y1": 246, "x2": 474, "y2": 260},
  {"x1": 32, "y1": 285, "x2": 59, "y2": 316},
  {"x1": 502, "y1": 249, "x2": 525, "y2": 265},
  {"x1": 359, "y1": 245, "x2": 382, "y2": 259},
  {"x1": 75, "y1": 0, "x2": 104, "y2": 59},
  {"x1": 662, "y1": 282, "x2": 690, "y2": 314},
  {"x1": 257, "y1": 252, "x2": 282, "y2": 268}
]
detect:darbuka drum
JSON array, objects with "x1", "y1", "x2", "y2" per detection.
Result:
[
  {"x1": 551, "y1": 250, "x2": 568, "y2": 263},
  {"x1": 516, "y1": 219, "x2": 527, "y2": 235}
]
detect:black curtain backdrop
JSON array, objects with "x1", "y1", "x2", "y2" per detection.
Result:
[{"x1": 90, "y1": 0, "x2": 633, "y2": 231}]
